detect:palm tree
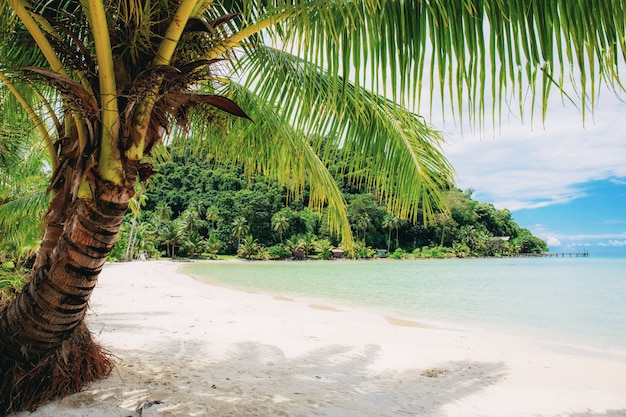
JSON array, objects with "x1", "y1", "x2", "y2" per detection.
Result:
[
  {"x1": 284, "y1": 234, "x2": 305, "y2": 258},
  {"x1": 1, "y1": 0, "x2": 625, "y2": 413},
  {"x1": 272, "y1": 212, "x2": 290, "y2": 244},
  {"x1": 237, "y1": 235, "x2": 260, "y2": 259},
  {"x1": 474, "y1": 230, "x2": 492, "y2": 256},
  {"x1": 159, "y1": 219, "x2": 186, "y2": 259},
  {"x1": 300, "y1": 232, "x2": 318, "y2": 258},
  {"x1": 0, "y1": 121, "x2": 49, "y2": 266},
  {"x1": 382, "y1": 214, "x2": 401, "y2": 252},
  {"x1": 205, "y1": 206, "x2": 220, "y2": 235},
  {"x1": 354, "y1": 214, "x2": 372, "y2": 242},
  {"x1": 205, "y1": 234, "x2": 224, "y2": 258},
  {"x1": 181, "y1": 204, "x2": 202, "y2": 235},
  {"x1": 132, "y1": 221, "x2": 157, "y2": 260},
  {"x1": 315, "y1": 238, "x2": 333, "y2": 260},
  {"x1": 155, "y1": 201, "x2": 173, "y2": 224},
  {"x1": 180, "y1": 230, "x2": 206, "y2": 258},
  {"x1": 123, "y1": 184, "x2": 148, "y2": 261},
  {"x1": 458, "y1": 225, "x2": 477, "y2": 250},
  {"x1": 231, "y1": 216, "x2": 249, "y2": 249}
]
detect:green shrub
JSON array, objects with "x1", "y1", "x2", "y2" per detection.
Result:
[
  {"x1": 315, "y1": 239, "x2": 333, "y2": 260},
  {"x1": 353, "y1": 241, "x2": 376, "y2": 259},
  {"x1": 429, "y1": 246, "x2": 447, "y2": 258},
  {"x1": 452, "y1": 242, "x2": 471, "y2": 258},
  {"x1": 388, "y1": 248, "x2": 406, "y2": 259},
  {"x1": 255, "y1": 246, "x2": 270, "y2": 260},
  {"x1": 268, "y1": 245, "x2": 289, "y2": 260}
]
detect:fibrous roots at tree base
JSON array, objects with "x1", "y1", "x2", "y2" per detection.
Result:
[{"x1": 0, "y1": 322, "x2": 113, "y2": 416}]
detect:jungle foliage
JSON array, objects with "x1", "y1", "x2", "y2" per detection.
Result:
[{"x1": 107, "y1": 153, "x2": 547, "y2": 261}]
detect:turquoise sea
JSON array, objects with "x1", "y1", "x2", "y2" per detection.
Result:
[{"x1": 183, "y1": 256, "x2": 626, "y2": 353}]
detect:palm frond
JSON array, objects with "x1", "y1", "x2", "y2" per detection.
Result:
[
  {"x1": 169, "y1": 81, "x2": 354, "y2": 246},
  {"x1": 0, "y1": 190, "x2": 48, "y2": 237},
  {"x1": 253, "y1": 0, "x2": 626, "y2": 125},
  {"x1": 237, "y1": 45, "x2": 454, "y2": 224}
]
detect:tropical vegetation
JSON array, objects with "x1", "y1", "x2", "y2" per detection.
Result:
[
  {"x1": 107, "y1": 154, "x2": 547, "y2": 261},
  {"x1": 1, "y1": 0, "x2": 624, "y2": 414}
]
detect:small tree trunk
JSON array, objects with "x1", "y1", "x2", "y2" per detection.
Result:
[
  {"x1": 395, "y1": 227, "x2": 399, "y2": 250},
  {"x1": 124, "y1": 218, "x2": 138, "y2": 261}
]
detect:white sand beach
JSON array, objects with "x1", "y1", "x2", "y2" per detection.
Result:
[{"x1": 14, "y1": 260, "x2": 626, "y2": 417}]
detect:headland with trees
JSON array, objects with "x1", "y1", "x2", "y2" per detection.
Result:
[{"x1": 105, "y1": 152, "x2": 547, "y2": 263}]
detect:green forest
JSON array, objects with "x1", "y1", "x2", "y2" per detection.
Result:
[
  {"x1": 107, "y1": 152, "x2": 547, "y2": 262},
  {"x1": 0, "y1": 145, "x2": 548, "y2": 282}
]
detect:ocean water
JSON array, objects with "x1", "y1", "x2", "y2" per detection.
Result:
[{"x1": 183, "y1": 257, "x2": 626, "y2": 352}]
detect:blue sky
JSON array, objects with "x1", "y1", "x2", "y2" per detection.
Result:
[
  {"x1": 511, "y1": 179, "x2": 626, "y2": 253},
  {"x1": 435, "y1": 90, "x2": 626, "y2": 254}
]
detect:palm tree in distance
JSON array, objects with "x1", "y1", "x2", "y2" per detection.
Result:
[
  {"x1": 231, "y1": 216, "x2": 250, "y2": 249},
  {"x1": 272, "y1": 212, "x2": 290, "y2": 244},
  {"x1": 0, "y1": 0, "x2": 625, "y2": 413},
  {"x1": 205, "y1": 206, "x2": 220, "y2": 236},
  {"x1": 355, "y1": 214, "x2": 372, "y2": 242},
  {"x1": 382, "y1": 214, "x2": 401, "y2": 252},
  {"x1": 181, "y1": 204, "x2": 202, "y2": 235},
  {"x1": 155, "y1": 201, "x2": 173, "y2": 224},
  {"x1": 122, "y1": 184, "x2": 148, "y2": 261}
]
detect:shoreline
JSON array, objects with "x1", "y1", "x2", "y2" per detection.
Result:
[
  {"x1": 14, "y1": 260, "x2": 626, "y2": 417},
  {"x1": 184, "y1": 257, "x2": 626, "y2": 357}
]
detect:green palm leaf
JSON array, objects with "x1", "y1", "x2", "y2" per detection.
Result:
[
  {"x1": 236, "y1": 45, "x2": 454, "y2": 224},
  {"x1": 238, "y1": 0, "x2": 625, "y2": 123},
  {"x1": 0, "y1": 190, "x2": 48, "y2": 236},
  {"x1": 170, "y1": 81, "x2": 354, "y2": 245}
]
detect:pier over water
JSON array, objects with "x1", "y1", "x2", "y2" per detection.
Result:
[
  {"x1": 545, "y1": 251, "x2": 590, "y2": 257},
  {"x1": 513, "y1": 251, "x2": 589, "y2": 258}
]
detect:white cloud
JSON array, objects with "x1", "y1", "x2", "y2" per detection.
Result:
[
  {"x1": 546, "y1": 236, "x2": 562, "y2": 246},
  {"x1": 437, "y1": 90, "x2": 626, "y2": 210},
  {"x1": 547, "y1": 234, "x2": 626, "y2": 249},
  {"x1": 602, "y1": 219, "x2": 626, "y2": 225},
  {"x1": 525, "y1": 224, "x2": 626, "y2": 249}
]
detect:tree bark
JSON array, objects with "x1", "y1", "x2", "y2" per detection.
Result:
[{"x1": 0, "y1": 175, "x2": 135, "y2": 415}]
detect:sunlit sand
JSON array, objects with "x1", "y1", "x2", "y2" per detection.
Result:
[{"x1": 14, "y1": 260, "x2": 626, "y2": 417}]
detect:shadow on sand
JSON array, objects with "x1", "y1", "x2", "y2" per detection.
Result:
[
  {"x1": 20, "y1": 339, "x2": 507, "y2": 417},
  {"x1": 13, "y1": 337, "x2": 626, "y2": 417}
]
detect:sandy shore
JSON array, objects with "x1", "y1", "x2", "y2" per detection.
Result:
[{"x1": 14, "y1": 260, "x2": 626, "y2": 417}]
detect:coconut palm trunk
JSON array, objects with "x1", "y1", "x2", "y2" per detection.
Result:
[
  {"x1": 2, "y1": 192, "x2": 126, "y2": 353},
  {"x1": 0, "y1": 176, "x2": 135, "y2": 412}
]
